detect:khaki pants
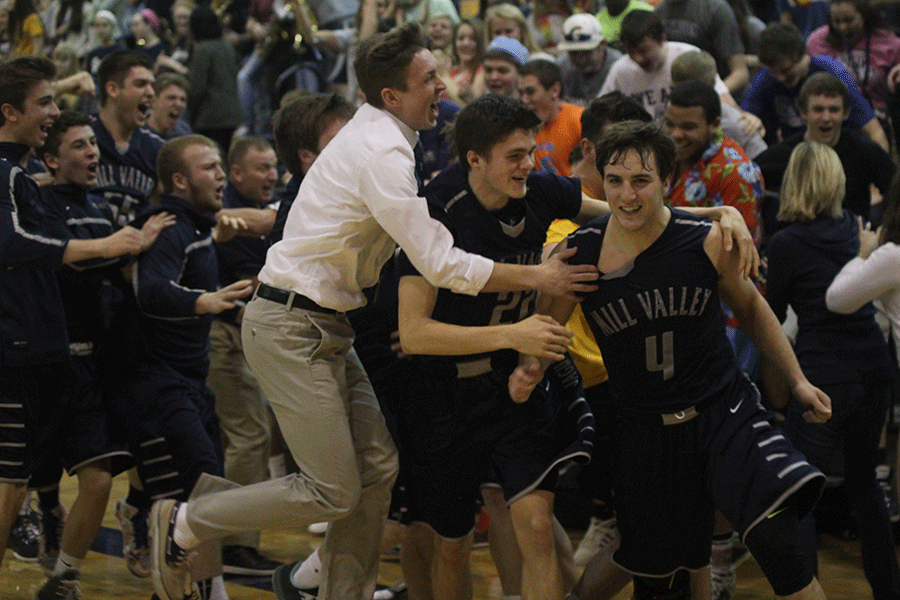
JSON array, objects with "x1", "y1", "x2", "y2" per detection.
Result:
[
  {"x1": 206, "y1": 319, "x2": 270, "y2": 549},
  {"x1": 185, "y1": 296, "x2": 398, "y2": 599}
]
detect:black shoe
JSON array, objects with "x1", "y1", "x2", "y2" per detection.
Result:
[
  {"x1": 222, "y1": 545, "x2": 283, "y2": 576},
  {"x1": 8, "y1": 498, "x2": 40, "y2": 562},
  {"x1": 34, "y1": 570, "x2": 79, "y2": 600},
  {"x1": 272, "y1": 563, "x2": 318, "y2": 600}
]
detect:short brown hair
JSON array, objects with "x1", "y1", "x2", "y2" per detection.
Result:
[
  {"x1": 594, "y1": 120, "x2": 676, "y2": 182},
  {"x1": 227, "y1": 136, "x2": 273, "y2": 171},
  {"x1": 157, "y1": 134, "x2": 219, "y2": 194},
  {"x1": 355, "y1": 21, "x2": 427, "y2": 109},
  {"x1": 153, "y1": 72, "x2": 190, "y2": 96},
  {"x1": 0, "y1": 57, "x2": 56, "y2": 127},
  {"x1": 271, "y1": 93, "x2": 355, "y2": 175},
  {"x1": 797, "y1": 72, "x2": 850, "y2": 114}
]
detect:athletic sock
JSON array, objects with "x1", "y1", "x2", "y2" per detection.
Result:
[
  {"x1": 52, "y1": 551, "x2": 83, "y2": 577},
  {"x1": 210, "y1": 575, "x2": 228, "y2": 600},
  {"x1": 173, "y1": 503, "x2": 200, "y2": 550}
]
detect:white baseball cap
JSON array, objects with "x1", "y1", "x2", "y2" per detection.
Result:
[{"x1": 557, "y1": 14, "x2": 604, "y2": 52}]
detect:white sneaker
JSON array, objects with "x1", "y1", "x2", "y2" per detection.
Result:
[
  {"x1": 573, "y1": 517, "x2": 618, "y2": 566},
  {"x1": 307, "y1": 522, "x2": 328, "y2": 536}
]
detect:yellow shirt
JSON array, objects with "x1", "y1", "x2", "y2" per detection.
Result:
[
  {"x1": 12, "y1": 13, "x2": 44, "y2": 57},
  {"x1": 545, "y1": 217, "x2": 608, "y2": 387}
]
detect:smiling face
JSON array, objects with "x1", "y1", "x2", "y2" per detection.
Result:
[
  {"x1": 467, "y1": 128, "x2": 535, "y2": 207},
  {"x1": 231, "y1": 145, "x2": 278, "y2": 205},
  {"x1": 150, "y1": 83, "x2": 187, "y2": 134},
  {"x1": 389, "y1": 49, "x2": 446, "y2": 132},
  {"x1": 801, "y1": 93, "x2": 849, "y2": 146},
  {"x1": 490, "y1": 18, "x2": 522, "y2": 43},
  {"x1": 109, "y1": 66, "x2": 155, "y2": 130},
  {"x1": 46, "y1": 124, "x2": 99, "y2": 187},
  {"x1": 603, "y1": 147, "x2": 668, "y2": 232},
  {"x1": 175, "y1": 143, "x2": 226, "y2": 212},
  {"x1": 4, "y1": 80, "x2": 61, "y2": 150},
  {"x1": 454, "y1": 23, "x2": 478, "y2": 63},
  {"x1": 483, "y1": 58, "x2": 518, "y2": 96},
  {"x1": 428, "y1": 16, "x2": 454, "y2": 51},
  {"x1": 830, "y1": 1, "x2": 864, "y2": 45},
  {"x1": 663, "y1": 103, "x2": 718, "y2": 165}
]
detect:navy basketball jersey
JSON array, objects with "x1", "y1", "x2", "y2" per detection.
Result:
[
  {"x1": 92, "y1": 115, "x2": 164, "y2": 227},
  {"x1": 569, "y1": 209, "x2": 745, "y2": 413},
  {"x1": 398, "y1": 163, "x2": 581, "y2": 338}
]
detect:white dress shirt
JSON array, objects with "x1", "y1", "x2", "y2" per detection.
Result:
[{"x1": 259, "y1": 103, "x2": 494, "y2": 312}]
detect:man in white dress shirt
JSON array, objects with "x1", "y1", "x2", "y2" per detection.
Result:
[{"x1": 147, "y1": 22, "x2": 600, "y2": 600}]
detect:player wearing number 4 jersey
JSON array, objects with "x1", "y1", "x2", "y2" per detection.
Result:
[
  {"x1": 512, "y1": 121, "x2": 832, "y2": 600},
  {"x1": 396, "y1": 95, "x2": 759, "y2": 600}
]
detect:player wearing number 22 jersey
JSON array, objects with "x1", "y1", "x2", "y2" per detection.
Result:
[{"x1": 395, "y1": 162, "x2": 594, "y2": 539}]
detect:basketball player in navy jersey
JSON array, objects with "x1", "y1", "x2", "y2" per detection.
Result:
[
  {"x1": 396, "y1": 94, "x2": 601, "y2": 600},
  {"x1": 511, "y1": 120, "x2": 832, "y2": 600},
  {"x1": 93, "y1": 50, "x2": 164, "y2": 227}
]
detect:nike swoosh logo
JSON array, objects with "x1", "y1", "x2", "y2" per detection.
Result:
[
  {"x1": 768, "y1": 507, "x2": 787, "y2": 519},
  {"x1": 730, "y1": 399, "x2": 743, "y2": 414}
]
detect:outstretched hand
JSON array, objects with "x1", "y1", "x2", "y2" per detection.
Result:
[
  {"x1": 538, "y1": 246, "x2": 599, "y2": 301},
  {"x1": 213, "y1": 214, "x2": 250, "y2": 243},
  {"x1": 195, "y1": 279, "x2": 254, "y2": 315}
]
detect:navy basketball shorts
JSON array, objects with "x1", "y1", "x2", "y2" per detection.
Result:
[
  {"x1": 0, "y1": 362, "x2": 70, "y2": 483},
  {"x1": 110, "y1": 362, "x2": 223, "y2": 501},
  {"x1": 612, "y1": 383, "x2": 824, "y2": 577},
  {"x1": 28, "y1": 354, "x2": 133, "y2": 488},
  {"x1": 398, "y1": 359, "x2": 559, "y2": 540}
]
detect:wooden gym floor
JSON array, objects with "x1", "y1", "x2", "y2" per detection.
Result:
[{"x1": 0, "y1": 471, "x2": 894, "y2": 599}]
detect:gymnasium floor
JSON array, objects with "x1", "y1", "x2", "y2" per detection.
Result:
[{"x1": 0, "y1": 471, "x2": 892, "y2": 599}]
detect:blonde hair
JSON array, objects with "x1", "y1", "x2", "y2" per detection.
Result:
[
  {"x1": 484, "y1": 3, "x2": 537, "y2": 53},
  {"x1": 778, "y1": 141, "x2": 845, "y2": 222}
]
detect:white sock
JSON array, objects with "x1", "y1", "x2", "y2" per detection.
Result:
[
  {"x1": 173, "y1": 502, "x2": 201, "y2": 550},
  {"x1": 210, "y1": 575, "x2": 228, "y2": 600},
  {"x1": 19, "y1": 492, "x2": 32, "y2": 514},
  {"x1": 269, "y1": 454, "x2": 286, "y2": 479},
  {"x1": 52, "y1": 551, "x2": 83, "y2": 577},
  {"x1": 291, "y1": 549, "x2": 322, "y2": 588}
]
